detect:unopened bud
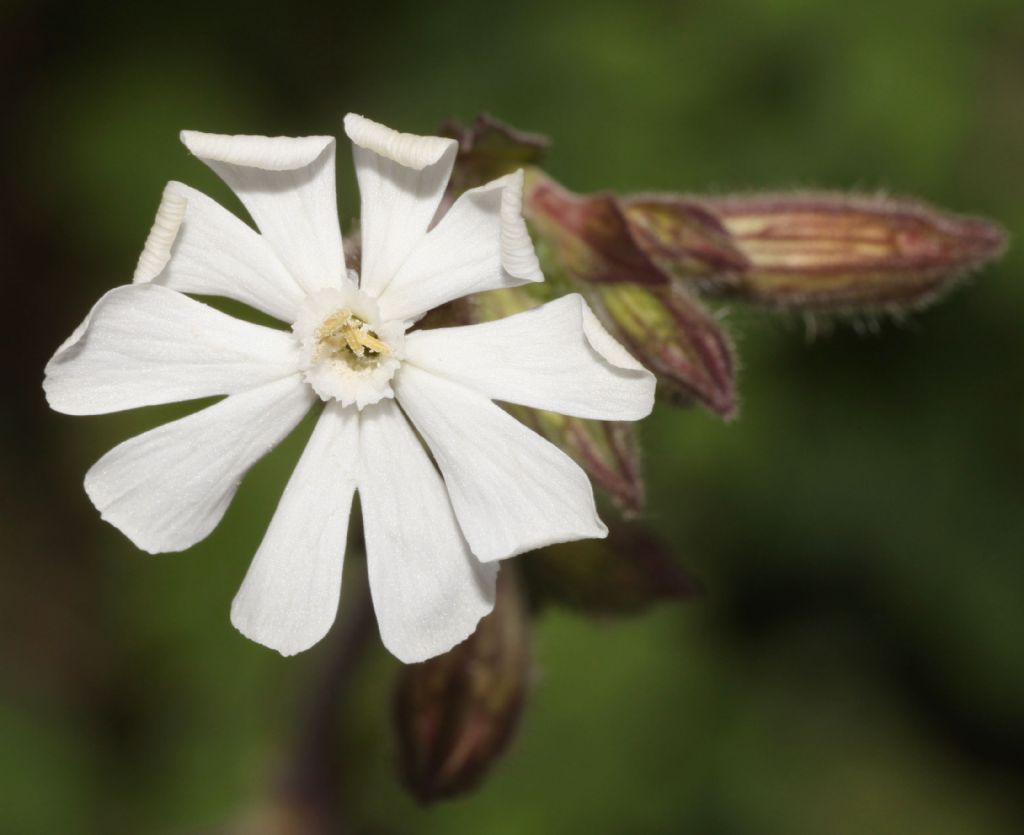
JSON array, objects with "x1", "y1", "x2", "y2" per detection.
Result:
[
  {"x1": 395, "y1": 569, "x2": 530, "y2": 803},
  {"x1": 438, "y1": 115, "x2": 550, "y2": 215},
  {"x1": 525, "y1": 522, "x2": 700, "y2": 614},
  {"x1": 621, "y1": 196, "x2": 749, "y2": 289},
  {"x1": 525, "y1": 173, "x2": 668, "y2": 286},
  {"x1": 522, "y1": 174, "x2": 737, "y2": 416},
  {"x1": 590, "y1": 282, "x2": 736, "y2": 417},
  {"x1": 701, "y1": 192, "x2": 1007, "y2": 313}
]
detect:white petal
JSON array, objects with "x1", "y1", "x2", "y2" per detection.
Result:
[
  {"x1": 181, "y1": 132, "x2": 344, "y2": 296},
  {"x1": 394, "y1": 365, "x2": 607, "y2": 562},
  {"x1": 134, "y1": 182, "x2": 307, "y2": 322},
  {"x1": 404, "y1": 293, "x2": 655, "y2": 420},
  {"x1": 358, "y1": 398, "x2": 496, "y2": 663},
  {"x1": 231, "y1": 402, "x2": 358, "y2": 656},
  {"x1": 376, "y1": 170, "x2": 544, "y2": 322},
  {"x1": 343, "y1": 113, "x2": 457, "y2": 299},
  {"x1": 44, "y1": 284, "x2": 300, "y2": 415},
  {"x1": 85, "y1": 375, "x2": 315, "y2": 554}
]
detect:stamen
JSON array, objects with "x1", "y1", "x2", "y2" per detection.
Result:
[
  {"x1": 342, "y1": 326, "x2": 365, "y2": 357},
  {"x1": 316, "y1": 308, "x2": 391, "y2": 362},
  {"x1": 356, "y1": 327, "x2": 391, "y2": 356}
]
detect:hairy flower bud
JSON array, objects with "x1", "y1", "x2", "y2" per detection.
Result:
[
  {"x1": 524, "y1": 174, "x2": 737, "y2": 416},
  {"x1": 699, "y1": 192, "x2": 1008, "y2": 313},
  {"x1": 526, "y1": 173, "x2": 667, "y2": 286},
  {"x1": 394, "y1": 570, "x2": 530, "y2": 803},
  {"x1": 589, "y1": 282, "x2": 736, "y2": 417},
  {"x1": 524, "y1": 522, "x2": 700, "y2": 614},
  {"x1": 621, "y1": 196, "x2": 749, "y2": 289}
]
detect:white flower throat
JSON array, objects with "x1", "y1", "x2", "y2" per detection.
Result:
[{"x1": 293, "y1": 282, "x2": 406, "y2": 409}]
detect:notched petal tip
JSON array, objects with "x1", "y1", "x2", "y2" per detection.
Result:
[
  {"x1": 228, "y1": 602, "x2": 326, "y2": 658},
  {"x1": 83, "y1": 470, "x2": 180, "y2": 556},
  {"x1": 380, "y1": 563, "x2": 499, "y2": 665},
  {"x1": 383, "y1": 608, "x2": 487, "y2": 666},
  {"x1": 180, "y1": 130, "x2": 335, "y2": 172},
  {"x1": 473, "y1": 516, "x2": 609, "y2": 564},
  {"x1": 344, "y1": 112, "x2": 456, "y2": 171}
]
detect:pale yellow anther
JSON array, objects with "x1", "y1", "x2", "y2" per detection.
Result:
[
  {"x1": 342, "y1": 326, "x2": 365, "y2": 357},
  {"x1": 356, "y1": 327, "x2": 390, "y2": 356},
  {"x1": 316, "y1": 308, "x2": 391, "y2": 362}
]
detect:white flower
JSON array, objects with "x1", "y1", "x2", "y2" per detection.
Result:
[{"x1": 43, "y1": 114, "x2": 656, "y2": 663}]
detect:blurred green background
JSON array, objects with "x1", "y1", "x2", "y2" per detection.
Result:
[{"x1": 4, "y1": 0, "x2": 1023, "y2": 832}]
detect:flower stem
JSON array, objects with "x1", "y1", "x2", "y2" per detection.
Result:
[{"x1": 277, "y1": 563, "x2": 375, "y2": 834}]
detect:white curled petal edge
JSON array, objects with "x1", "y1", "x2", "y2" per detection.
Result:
[
  {"x1": 231, "y1": 402, "x2": 358, "y2": 656},
  {"x1": 403, "y1": 293, "x2": 654, "y2": 421},
  {"x1": 84, "y1": 374, "x2": 315, "y2": 554},
  {"x1": 394, "y1": 364, "x2": 607, "y2": 563},
  {"x1": 44, "y1": 284, "x2": 301, "y2": 415},
  {"x1": 343, "y1": 113, "x2": 457, "y2": 300},
  {"x1": 377, "y1": 169, "x2": 544, "y2": 323},
  {"x1": 180, "y1": 131, "x2": 344, "y2": 296},
  {"x1": 133, "y1": 181, "x2": 307, "y2": 322},
  {"x1": 358, "y1": 398, "x2": 497, "y2": 663}
]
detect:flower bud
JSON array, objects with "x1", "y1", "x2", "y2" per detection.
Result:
[
  {"x1": 524, "y1": 522, "x2": 700, "y2": 615},
  {"x1": 525, "y1": 173, "x2": 667, "y2": 286},
  {"x1": 438, "y1": 114, "x2": 550, "y2": 214},
  {"x1": 589, "y1": 281, "x2": 736, "y2": 417},
  {"x1": 523, "y1": 174, "x2": 737, "y2": 417},
  {"x1": 395, "y1": 569, "x2": 530, "y2": 803},
  {"x1": 620, "y1": 196, "x2": 749, "y2": 289},
  {"x1": 700, "y1": 192, "x2": 1008, "y2": 312}
]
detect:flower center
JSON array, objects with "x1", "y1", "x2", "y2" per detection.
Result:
[
  {"x1": 293, "y1": 284, "x2": 406, "y2": 409},
  {"x1": 315, "y1": 308, "x2": 391, "y2": 366}
]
